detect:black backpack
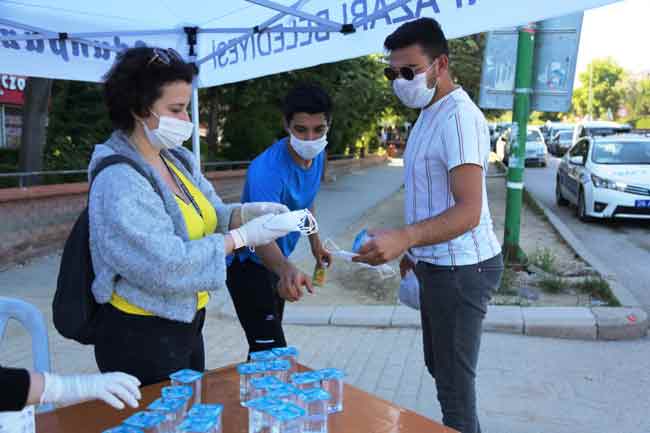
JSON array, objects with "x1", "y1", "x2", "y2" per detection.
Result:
[{"x1": 53, "y1": 150, "x2": 191, "y2": 344}]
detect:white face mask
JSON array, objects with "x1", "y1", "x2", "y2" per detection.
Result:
[
  {"x1": 142, "y1": 111, "x2": 193, "y2": 150},
  {"x1": 262, "y1": 209, "x2": 319, "y2": 236},
  {"x1": 289, "y1": 131, "x2": 328, "y2": 160},
  {"x1": 392, "y1": 62, "x2": 437, "y2": 109}
]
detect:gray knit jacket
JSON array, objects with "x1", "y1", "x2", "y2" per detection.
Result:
[{"x1": 88, "y1": 131, "x2": 239, "y2": 323}]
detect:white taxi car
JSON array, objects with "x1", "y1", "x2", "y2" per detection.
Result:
[{"x1": 556, "y1": 135, "x2": 650, "y2": 221}]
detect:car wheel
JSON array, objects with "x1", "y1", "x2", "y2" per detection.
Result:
[
  {"x1": 577, "y1": 189, "x2": 593, "y2": 222},
  {"x1": 556, "y1": 178, "x2": 569, "y2": 206}
]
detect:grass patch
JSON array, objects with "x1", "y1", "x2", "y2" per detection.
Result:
[
  {"x1": 538, "y1": 276, "x2": 566, "y2": 294},
  {"x1": 572, "y1": 277, "x2": 621, "y2": 307},
  {"x1": 499, "y1": 267, "x2": 518, "y2": 295},
  {"x1": 529, "y1": 247, "x2": 558, "y2": 274}
]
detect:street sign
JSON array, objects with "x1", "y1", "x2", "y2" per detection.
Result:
[
  {"x1": 0, "y1": 74, "x2": 26, "y2": 105},
  {"x1": 479, "y1": 13, "x2": 583, "y2": 112}
]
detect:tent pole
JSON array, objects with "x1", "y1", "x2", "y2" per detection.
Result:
[
  {"x1": 191, "y1": 80, "x2": 201, "y2": 168},
  {"x1": 244, "y1": 0, "x2": 343, "y2": 30}
]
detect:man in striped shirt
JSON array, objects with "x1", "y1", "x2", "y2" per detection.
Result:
[{"x1": 354, "y1": 18, "x2": 503, "y2": 433}]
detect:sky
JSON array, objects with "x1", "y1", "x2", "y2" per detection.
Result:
[{"x1": 575, "y1": 0, "x2": 650, "y2": 86}]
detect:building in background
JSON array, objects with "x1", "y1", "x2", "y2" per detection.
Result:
[{"x1": 0, "y1": 74, "x2": 25, "y2": 149}]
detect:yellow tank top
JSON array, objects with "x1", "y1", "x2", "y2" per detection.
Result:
[{"x1": 110, "y1": 158, "x2": 218, "y2": 316}]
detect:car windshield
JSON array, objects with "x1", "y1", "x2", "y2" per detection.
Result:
[
  {"x1": 527, "y1": 132, "x2": 542, "y2": 142},
  {"x1": 592, "y1": 141, "x2": 650, "y2": 165},
  {"x1": 587, "y1": 126, "x2": 631, "y2": 137},
  {"x1": 558, "y1": 131, "x2": 573, "y2": 140}
]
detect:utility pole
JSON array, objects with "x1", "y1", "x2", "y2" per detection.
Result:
[{"x1": 503, "y1": 24, "x2": 536, "y2": 264}]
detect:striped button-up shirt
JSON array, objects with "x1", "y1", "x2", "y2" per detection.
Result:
[{"x1": 404, "y1": 87, "x2": 501, "y2": 266}]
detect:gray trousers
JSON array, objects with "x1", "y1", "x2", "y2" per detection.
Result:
[{"x1": 416, "y1": 254, "x2": 504, "y2": 433}]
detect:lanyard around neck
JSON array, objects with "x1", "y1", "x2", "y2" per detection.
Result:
[{"x1": 160, "y1": 156, "x2": 203, "y2": 219}]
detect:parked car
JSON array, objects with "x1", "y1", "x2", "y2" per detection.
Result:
[
  {"x1": 556, "y1": 134, "x2": 650, "y2": 221},
  {"x1": 549, "y1": 130, "x2": 574, "y2": 156},
  {"x1": 571, "y1": 121, "x2": 632, "y2": 147},
  {"x1": 503, "y1": 126, "x2": 548, "y2": 167},
  {"x1": 546, "y1": 123, "x2": 574, "y2": 147}
]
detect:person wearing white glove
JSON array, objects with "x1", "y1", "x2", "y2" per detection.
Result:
[
  {"x1": 88, "y1": 47, "x2": 309, "y2": 388},
  {"x1": 240, "y1": 202, "x2": 290, "y2": 224},
  {"x1": 1, "y1": 366, "x2": 141, "y2": 412}
]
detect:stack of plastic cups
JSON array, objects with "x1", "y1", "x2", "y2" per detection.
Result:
[
  {"x1": 249, "y1": 350, "x2": 277, "y2": 363},
  {"x1": 237, "y1": 362, "x2": 265, "y2": 406},
  {"x1": 271, "y1": 347, "x2": 299, "y2": 373},
  {"x1": 266, "y1": 359, "x2": 291, "y2": 382},
  {"x1": 102, "y1": 426, "x2": 145, "y2": 433},
  {"x1": 266, "y1": 403, "x2": 306, "y2": 433},
  {"x1": 295, "y1": 388, "x2": 330, "y2": 433},
  {"x1": 317, "y1": 369, "x2": 345, "y2": 414},
  {"x1": 250, "y1": 375, "x2": 283, "y2": 401},
  {"x1": 170, "y1": 369, "x2": 204, "y2": 406},
  {"x1": 290, "y1": 371, "x2": 321, "y2": 391},
  {"x1": 188, "y1": 404, "x2": 224, "y2": 433},
  {"x1": 161, "y1": 385, "x2": 193, "y2": 417},
  {"x1": 245, "y1": 397, "x2": 283, "y2": 433},
  {"x1": 266, "y1": 383, "x2": 300, "y2": 405},
  {"x1": 123, "y1": 411, "x2": 166, "y2": 433},
  {"x1": 177, "y1": 415, "x2": 219, "y2": 433},
  {"x1": 147, "y1": 398, "x2": 186, "y2": 433}
]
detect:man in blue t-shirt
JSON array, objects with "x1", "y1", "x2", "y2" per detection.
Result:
[{"x1": 227, "y1": 83, "x2": 333, "y2": 355}]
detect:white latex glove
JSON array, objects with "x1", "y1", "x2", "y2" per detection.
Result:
[
  {"x1": 240, "y1": 202, "x2": 290, "y2": 224},
  {"x1": 40, "y1": 372, "x2": 141, "y2": 410},
  {"x1": 229, "y1": 213, "x2": 288, "y2": 249}
]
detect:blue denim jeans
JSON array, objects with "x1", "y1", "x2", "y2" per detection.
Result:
[{"x1": 416, "y1": 254, "x2": 504, "y2": 433}]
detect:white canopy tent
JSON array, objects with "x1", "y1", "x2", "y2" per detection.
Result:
[{"x1": 1, "y1": 0, "x2": 621, "y2": 163}]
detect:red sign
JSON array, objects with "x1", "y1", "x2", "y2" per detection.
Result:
[{"x1": 0, "y1": 74, "x2": 26, "y2": 106}]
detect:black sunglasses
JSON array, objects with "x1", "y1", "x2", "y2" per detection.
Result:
[
  {"x1": 147, "y1": 47, "x2": 184, "y2": 67},
  {"x1": 384, "y1": 66, "x2": 417, "y2": 81}
]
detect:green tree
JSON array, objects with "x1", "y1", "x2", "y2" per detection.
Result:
[
  {"x1": 571, "y1": 58, "x2": 626, "y2": 120},
  {"x1": 627, "y1": 77, "x2": 650, "y2": 117},
  {"x1": 44, "y1": 81, "x2": 112, "y2": 176}
]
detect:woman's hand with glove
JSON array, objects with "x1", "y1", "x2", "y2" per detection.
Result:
[
  {"x1": 240, "y1": 202, "x2": 290, "y2": 224},
  {"x1": 229, "y1": 213, "x2": 292, "y2": 249},
  {"x1": 40, "y1": 372, "x2": 141, "y2": 410}
]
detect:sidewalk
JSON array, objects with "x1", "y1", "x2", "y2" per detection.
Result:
[
  {"x1": 2, "y1": 307, "x2": 648, "y2": 433},
  {"x1": 1, "y1": 161, "x2": 649, "y2": 432}
]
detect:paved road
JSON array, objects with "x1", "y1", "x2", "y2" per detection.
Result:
[{"x1": 524, "y1": 156, "x2": 650, "y2": 312}]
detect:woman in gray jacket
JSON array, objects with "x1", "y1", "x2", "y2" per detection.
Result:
[{"x1": 89, "y1": 47, "x2": 294, "y2": 385}]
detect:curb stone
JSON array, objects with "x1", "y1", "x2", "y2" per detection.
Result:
[
  {"x1": 215, "y1": 303, "x2": 647, "y2": 341},
  {"x1": 522, "y1": 307, "x2": 597, "y2": 340},
  {"x1": 592, "y1": 307, "x2": 648, "y2": 340},
  {"x1": 330, "y1": 305, "x2": 394, "y2": 327}
]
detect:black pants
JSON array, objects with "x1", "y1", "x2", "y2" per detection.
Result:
[
  {"x1": 94, "y1": 304, "x2": 206, "y2": 386},
  {"x1": 416, "y1": 254, "x2": 503, "y2": 433},
  {"x1": 227, "y1": 259, "x2": 286, "y2": 356}
]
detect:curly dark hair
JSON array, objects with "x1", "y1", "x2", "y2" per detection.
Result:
[
  {"x1": 103, "y1": 47, "x2": 198, "y2": 132},
  {"x1": 282, "y1": 83, "x2": 333, "y2": 124}
]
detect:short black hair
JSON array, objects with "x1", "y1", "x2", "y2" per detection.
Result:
[
  {"x1": 384, "y1": 18, "x2": 449, "y2": 60},
  {"x1": 282, "y1": 83, "x2": 333, "y2": 124},
  {"x1": 103, "y1": 47, "x2": 198, "y2": 132}
]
